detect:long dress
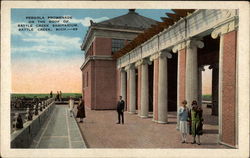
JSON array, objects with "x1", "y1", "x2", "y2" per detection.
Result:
[
  {"x1": 69, "y1": 99, "x2": 74, "y2": 111},
  {"x1": 191, "y1": 107, "x2": 203, "y2": 136},
  {"x1": 76, "y1": 101, "x2": 86, "y2": 118}
]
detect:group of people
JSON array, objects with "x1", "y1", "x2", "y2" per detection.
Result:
[
  {"x1": 115, "y1": 97, "x2": 204, "y2": 145},
  {"x1": 56, "y1": 91, "x2": 63, "y2": 101},
  {"x1": 49, "y1": 91, "x2": 62, "y2": 101},
  {"x1": 68, "y1": 95, "x2": 203, "y2": 145},
  {"x1": 68, "y1": 97, "x2": 86, "y2": 123},
  {"x1": 178, "y1": 100, "x2": 203, "y2": 145}
]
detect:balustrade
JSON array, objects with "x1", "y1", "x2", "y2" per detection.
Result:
[{"x1": 11, "y1": 97, "x2": 55, "y2": 133}]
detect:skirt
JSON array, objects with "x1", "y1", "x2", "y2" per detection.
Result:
[{"x1": 180, "y1": 121, "x2": 189, "y2": 134}]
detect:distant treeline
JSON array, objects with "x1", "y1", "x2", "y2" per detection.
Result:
[
  {"x1": 11, "y1": 93, "x2": 82, "y2": 99},
  {"x1": 202, "y1": 94, "x2": 212, "y2": 101}
]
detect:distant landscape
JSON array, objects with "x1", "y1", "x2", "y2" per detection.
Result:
[
  {"x1": 11, "y1": 93, "x2": 82, "y2": 99},
  {"x1": 11, "y1": 93, "x2": 211, "y2": 101},
  {"x1": 202, "y1": 94, "x2": 212, "y2": 101}
]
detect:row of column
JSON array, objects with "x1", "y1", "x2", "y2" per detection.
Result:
[
  {"x1": 120, "y1": 27, "x2": 237, "y2": 147},
  {"x1": 120, "y1": 39, "x2": 203, "y2": 124},
  {"x1": 120, "y1": 38, "x2": 220, "y2": 124},
  {"x1": 120, "y1": 51, "x2": 172, "y2": 123}
]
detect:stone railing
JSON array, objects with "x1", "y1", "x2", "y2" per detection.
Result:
[{"x1": 11, "y1": 97, "x2": 55, "y2": 148}]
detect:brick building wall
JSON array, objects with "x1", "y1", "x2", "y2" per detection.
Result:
[
  {"x1": 94, "y1": 37, "x2": 112, "y2": 55},
  {"x1": 178, "y1": 49, "x2": 186, "y2": 107},
  {"x1": 221, "y1": 31, "x2": 237, "y2": 146},
  {"x1": 82, "y1": 61, "x2": 93, "y2": 109},
  {"x1": 153, "y1": 59, "x2": 159, "y2": 121},
  {"x1": 94, "y1": 60, "x2": 117, "y2": 109}
]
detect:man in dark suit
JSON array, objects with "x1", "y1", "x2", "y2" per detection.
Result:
[{"x1": 116, "y1": 96, "x2": 125, "y2": 124}]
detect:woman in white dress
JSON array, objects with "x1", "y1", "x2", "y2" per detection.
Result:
[
  {"x1": 69, "y1": 97, "x2": 74, "y2": 117},
  {"x1": 178, "y1": 100, "x2": 189, "y2": 143}
]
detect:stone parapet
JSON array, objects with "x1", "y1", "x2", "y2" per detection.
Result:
[{"x1": 11, "y1": 100, "x2": 55, "y2": 148}]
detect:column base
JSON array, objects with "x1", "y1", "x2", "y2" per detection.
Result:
[
  {"x1": 157, "y1": 120, "x2": 168, "y2": 124},
  {"x1": 129, "y1": 111, "x2": 136, "y2": 114},
  {"x1": 140, "y1": 115, "x2": 148, "y2": 118},
  {"x1": 152, "y1": 119, "x2": 158, "y2": 123}
]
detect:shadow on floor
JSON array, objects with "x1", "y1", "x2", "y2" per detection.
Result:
[{"x1": 203, "y1": 129, "x2": 218, "y2": 134}]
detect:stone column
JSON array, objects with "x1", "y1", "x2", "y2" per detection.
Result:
[
  {"x1": 129, "y1": 64, "x2": 136, "y2": 114},
  {"x1": 150, "y1": 53, "x2": 159, "y2": 122},
  {"x1": 173, "y1": 43, "x2": 186, "y2": 130},
  {"x1": 157, "y1": 52, "x2": 172, "y2": 123},
  {"x1": 124, "y1": 65, "x2": 130, "y2": 111},
  {"x1": 120, "y1": 68, "x2": 127, "y2": 104},
  {"x1": 185, "y1": 40, "x2": 204, "y2": 107},
  {"x1": 211, "y1": 64, "x2": 219, "y2": 116},
  {"x1": 135, "y1": 61, "x2": 142, "y2": 116},
  {"x1": 140, "y1": 59, "x2": 150, "y2": 118},
  {"x1": 198, "y1": 66, "x2": 205, "y2": 106}
]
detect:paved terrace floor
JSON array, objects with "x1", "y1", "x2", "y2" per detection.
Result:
[
  {"x1": 76, "y1": 104, "x2": 228, "y2": 148},
  {"x1": 30, "y1": 105, "x2": 86, "y2": 148}
]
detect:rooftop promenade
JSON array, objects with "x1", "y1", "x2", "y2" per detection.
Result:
[
  {"x1": 30, "y1": 105, "x2": 86, "y2": 148},
  {"x1": 76, "y1": 104, "x2": 228, "y2": 148}
]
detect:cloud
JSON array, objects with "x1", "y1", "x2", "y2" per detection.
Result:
[
  {"x1": 11, "y1": 23, "x2": 82, "y2": 54},
  {"x1": 11, "y1": 16, "x2": 109, "y2": 54},
  {"x1": 69, "y1": 17, "x2": 109, "y2": 27},
  {"x1": 11, "y1": 22, "x2": 25, "y2": 36}
]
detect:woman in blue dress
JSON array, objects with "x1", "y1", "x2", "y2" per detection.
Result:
[{"x1": 178, "y1": 100, "x2": 189, "y2": 143}]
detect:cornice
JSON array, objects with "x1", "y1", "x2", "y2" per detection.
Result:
[{"x1": 80, "y1": 55, "x2": 113, "y2": 70}]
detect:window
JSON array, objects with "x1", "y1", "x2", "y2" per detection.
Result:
[
  {"x1": 86, "y1": 72, "x2": 88, "y2": 87},
  {"x1": 83, "y1": 74, "x2": 85, "y2": 88},
  {"x1": 112, "y1": 39, "x2": 124, "y2": 53}
]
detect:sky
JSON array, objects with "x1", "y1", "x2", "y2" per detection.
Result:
[{"x1": 11, "y1": 9, "x2": 211, "y2": 94}]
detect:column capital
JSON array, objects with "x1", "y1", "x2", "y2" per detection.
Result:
[
  {"x1": 172, "y1": 39, "x2": 204, "y2": 52},
  {"x1": 172, "y1": 41, "x2": 186, "y2": 53},
  {"x1": 119, "y1": 67, "x2": 126, "y2": 72},
  {"x1": 150, "y1": 51, "x2": 172, "y2": 61},
  {"x1": 211, "y1": 19, "x2": 238, "y2": 39},
  {"x1": 186, "y1": 39, "x2": 204, "y2": 49},
  {"x1": 149, "y1": 52, "x2": 159, "y2": 61},
  {"x1": 159, "y1": 51, "x2": 172, "y2": 59},
  {"x1": 125, "y1": 64, "x2": 135, "y2": 71},
  {"x1": 135, "y1": 58, "x2": 151, "y2": 67}
]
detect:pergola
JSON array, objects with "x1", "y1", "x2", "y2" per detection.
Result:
[{"x1": 113, "y1": 9, "x2": 195, "y2": 59}]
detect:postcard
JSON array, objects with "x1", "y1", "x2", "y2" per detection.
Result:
[{"x1": 1, "y1": 1, "x2": 249, "y2": 158}]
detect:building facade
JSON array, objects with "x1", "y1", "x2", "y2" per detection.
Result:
[
  {"x1": 81, "y1": 9, "x2": 238, "y2": 148},
  {"x1": 115, "y1": 9, "x2": 238, "y2": 148},
  {"x1": 80, "y1": 9, "x2": 157, "y2": 110}
]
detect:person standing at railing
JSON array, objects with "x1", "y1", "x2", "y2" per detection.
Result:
[
  {"x1": 56, "y1": 91, "x2": 60, "y2": 101},
  {"x1": 59, "y1": 91, "x2": 62, "y2": 101},
  {"x1": 69, "y1": 97, "x2": 75, "y2": 117},
  {"x1": 16, "y1": 113, "x2": 23, "y2": 129},
  {"x1": 50, "y1": 91, "x2": 53, "y2": 98}
]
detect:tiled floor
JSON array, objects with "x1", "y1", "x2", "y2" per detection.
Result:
[
  {"x1": 76, "y1": 105, "x2": 228, "y2": 148},
  {"x1": 30, "y1": 105, "x2": 86, "y2": 148}
]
